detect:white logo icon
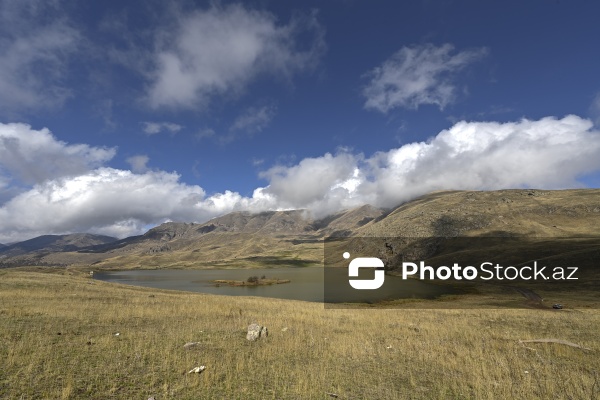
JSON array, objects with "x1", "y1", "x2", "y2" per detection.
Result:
[{"x1": 345, "y1": 252, "x2": 385, "y2": 290}]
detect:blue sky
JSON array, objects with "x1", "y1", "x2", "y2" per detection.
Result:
[{"x1": 1, "y1": 0, "x2": 600, "y2": 242}]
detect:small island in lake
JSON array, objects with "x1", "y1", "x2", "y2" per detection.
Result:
[{"x1": 212, "y1": 275, "x2": 291, "y2": 287}]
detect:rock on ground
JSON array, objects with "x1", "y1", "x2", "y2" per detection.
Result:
[
  {"x1": 183, "y1": 341, "x2": 201, "y2": 350},
  {"x1": 246, "y1": 323, "x2": 268, "y2": 341}
]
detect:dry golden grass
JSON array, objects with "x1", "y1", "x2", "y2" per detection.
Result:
[{"x1": 1, "y1": 269, "x2": 599, "y2": 399}]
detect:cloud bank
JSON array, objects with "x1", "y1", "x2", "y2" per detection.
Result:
[{"x1": 1, "y1": 115, "x2": 599, "y2": 242}]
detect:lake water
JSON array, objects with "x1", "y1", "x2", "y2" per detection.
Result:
[{"x1": 94, "y1": 268, "x2": 454, "y2": 303}]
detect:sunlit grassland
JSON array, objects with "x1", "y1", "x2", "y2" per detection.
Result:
[{"x1": 0, "y1": 269, "x2": 598, "y2": 399}]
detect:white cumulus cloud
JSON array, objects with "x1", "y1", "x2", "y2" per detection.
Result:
[
  {"x1": 0, "y1": 168, "x2": 206, "y2": 242},
  {"x1": 0, "y1": 167, "x2": 280, "y2": 242},
  {"x1": 363, "y1": 43, "x2": 487, "y2": 113},
  {"x1": 0, "y1": 123, "x2": 116, "y2": 185},
  {"x1": 257, "y1": 115, "x2": 600, "y2": 215},
  {"x1": 146, "y1": 4, "x2": 325, "y2": 110},
  {"x1": 260, "y1": 153, "x2": 360, "y2": 211},
  {"x1": 358, "y1": 115, "x2": 600, "y2": 207}
]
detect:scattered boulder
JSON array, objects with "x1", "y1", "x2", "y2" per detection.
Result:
[
  {"x1": 246, "y1": 323, "x2": 268, "y2": 341},
  {"x1": 188, "y1": 366, "x2": 206, "y2": 374}
]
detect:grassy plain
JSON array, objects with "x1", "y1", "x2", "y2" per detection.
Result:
[{"x1": 1, "y1": 268, "x2": 599, "y2": 399}]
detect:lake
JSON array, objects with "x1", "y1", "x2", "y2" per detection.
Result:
[{"x1": 94, "y1": 267, "x2": 454, "y2": 303}]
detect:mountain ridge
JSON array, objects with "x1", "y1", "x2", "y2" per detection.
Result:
[{"x1": 1, "y1": 189, "x2": 599, "y2": 268}]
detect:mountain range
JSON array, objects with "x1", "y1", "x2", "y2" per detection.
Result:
[{"x1": 1, "y1": 189, "x2": 599, "y2": 269}]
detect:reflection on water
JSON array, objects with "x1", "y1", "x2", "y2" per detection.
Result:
[{"x1": 94, "y1": 268, "x2": 453, "y2": 303}]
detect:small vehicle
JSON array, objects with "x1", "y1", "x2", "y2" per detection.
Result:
[{"x1": 552, "y1": 304, "x2": 563, "y2": 309}]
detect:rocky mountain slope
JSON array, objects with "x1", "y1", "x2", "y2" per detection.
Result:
[
  {"x1": 1, "y1": 189, "x2": 599, "y2": 268},
  {"x1": 361, "y1": 189, "x2": 600, "y2": 237}
]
